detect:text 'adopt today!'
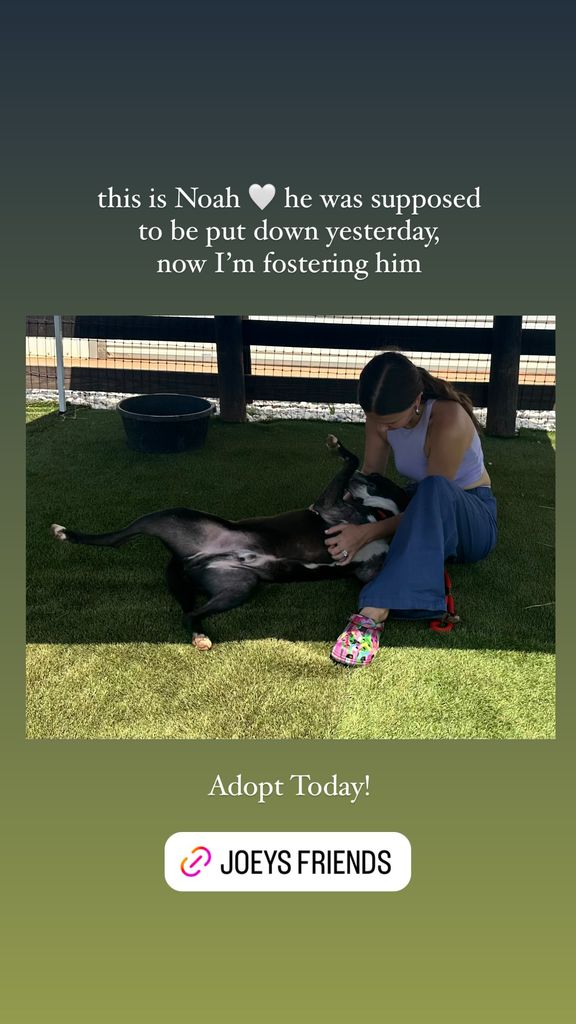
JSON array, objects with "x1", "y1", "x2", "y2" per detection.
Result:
[
  {"x1": 97, "y1": 183, "x2": 482, "y2": 278},
  {"x1": 208, "y1": 773, "x2": 371, "y2": 805}
]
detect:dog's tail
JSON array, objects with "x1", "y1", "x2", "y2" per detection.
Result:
[{"x1": 51, "y1": 518, "x2": 150, "y2": 548}]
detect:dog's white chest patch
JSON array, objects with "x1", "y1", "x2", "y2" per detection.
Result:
[{"x1": 351, "y1": 539, "x2": 389, "y2": 563}]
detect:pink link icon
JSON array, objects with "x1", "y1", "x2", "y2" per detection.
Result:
[{"x1": 180, "y1": 846, "x2": 212, "y2": 877}]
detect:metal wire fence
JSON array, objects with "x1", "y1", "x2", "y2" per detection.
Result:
[
  {"x1": 26, "y1": 314, "x2": 555, "y2": 413},
  {"x1": 245, "y1": 316, "x2": 554, "y2": 399}
]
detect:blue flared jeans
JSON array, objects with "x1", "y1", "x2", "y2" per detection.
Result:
[{"x1": 358, "y1": 475, "x2": 498, "y2": 618}]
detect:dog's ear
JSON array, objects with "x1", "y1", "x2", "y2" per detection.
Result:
[
  {"x1": 365, "y1": 473, "x2": 386, "y2": 495},
  {"x1": 366, "y1": 473, "x2": 411, "y2": 511},
  {"x1": 349, "y1": 471, "x2": 386, "y2": 496}
]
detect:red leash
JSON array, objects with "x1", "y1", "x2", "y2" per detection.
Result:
[{"x1": 430, "y1": 570, "x2": 460, "y2": 633}]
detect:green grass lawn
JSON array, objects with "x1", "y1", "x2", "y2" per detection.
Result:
[{"x1": 26, "y1": 403, "x2": 555, "y2": 740}]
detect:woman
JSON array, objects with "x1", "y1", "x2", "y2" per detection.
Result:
[{"x1": 326, "y1": 351, "x2": 498, "y2": 667}]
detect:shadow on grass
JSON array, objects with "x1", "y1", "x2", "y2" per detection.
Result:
[{"x1": 27, "y1": 410, "x2": 555, "y2": 654}]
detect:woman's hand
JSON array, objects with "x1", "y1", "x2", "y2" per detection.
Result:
[{"x1": 324, "y1": 523, "x2": 374, "y2": 566}]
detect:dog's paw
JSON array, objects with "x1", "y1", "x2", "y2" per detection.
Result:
[
  {"x1": 191, "y1": 633, "x2": 213, "y2": 652},
  {"x1": 51, "y1": 523, "x2": 68, "y2": 541},
  {"x1": 325, "y1": 434, "x2": 340, "y2": 451}
]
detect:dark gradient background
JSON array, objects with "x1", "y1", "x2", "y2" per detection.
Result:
[{"x1": 5, "y1": 2, "x2": 571, "y2": 1020}]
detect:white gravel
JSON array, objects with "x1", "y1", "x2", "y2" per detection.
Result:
[{"x1": 26, "y1": 389, "x2": 556, "y2": 432}]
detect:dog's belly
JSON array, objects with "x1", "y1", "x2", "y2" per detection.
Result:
[
  {"x1": 200, "y1": 550, "x2": 280, "y2": 578},
  {"x1": 190, "y1": 535, "x2": 389, "y2": 584},
  {"x1": 187, "y1": 548, "x2": 348, "y2": 585}
]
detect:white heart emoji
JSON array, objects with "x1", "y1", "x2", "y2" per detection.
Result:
[{"x1": 249, "y1": 183, "x2": 276, "y2": 210}]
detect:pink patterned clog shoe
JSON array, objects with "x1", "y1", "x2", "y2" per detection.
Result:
[{"x1": 330, "y1": 614, "x2": 384, "y2": 668}]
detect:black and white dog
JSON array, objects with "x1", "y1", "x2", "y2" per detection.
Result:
[{"x1": 50, "y1": 436, "x2": 409, "y2": 649}]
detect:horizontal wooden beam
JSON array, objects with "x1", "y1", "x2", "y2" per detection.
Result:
[
  {"x1": 26, "y1": 315, "x2": 555, "y2": 356},
  {"x1": 244, "y1": 320, "x2": 555, "y2": 356},
  {"x1": 245, "y1": 376, "x2": 554, "y2": 410},
  {"x1": 26, "y1": 315, "x2": 216, "y2": 343},
  {"x1": 26, "y1": 365, "x2": 221, "y2": 398},
  {"x1": 27, "y1": 365, "x2": 555, "y2": 411}
]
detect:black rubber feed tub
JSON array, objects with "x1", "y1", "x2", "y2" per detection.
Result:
[{"x1": 117, "y1": 393, "x2": 215, "y2": 453}]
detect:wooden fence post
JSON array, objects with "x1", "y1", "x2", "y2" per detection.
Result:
[
  {"x1": 214, "y1": 316, "x2": 247, "y2": 422},
  {"x1": 486, "y1": 316, "x2": 523, "y2": 437},
  {"x1": 241, "y1": 314, "x2": 252, "y2": 377}
]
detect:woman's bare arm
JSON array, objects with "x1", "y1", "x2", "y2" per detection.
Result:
[
  {"x1": 362, "y1": 414, "x2": 391, "y2": 474},
  {"x1": 426, "y1": 402, "x2": 473, "y2": 479}
]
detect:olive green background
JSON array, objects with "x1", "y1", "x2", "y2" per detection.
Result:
[{"x1": 5, "y1": 1, "x2": 571, "y2": 1020}]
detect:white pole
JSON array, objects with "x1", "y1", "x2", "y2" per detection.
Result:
[{"x1": 54, "y1": 315, "x2": 66, "y2": 414}]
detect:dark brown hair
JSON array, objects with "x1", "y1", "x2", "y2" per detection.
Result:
[{"x1": 358, "y1": 350, "x2": 482, "y2": 430}]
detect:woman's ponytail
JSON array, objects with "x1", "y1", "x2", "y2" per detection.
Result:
[{"x1": 418, "y1": 367, "x2": 483, "y2": 431}]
